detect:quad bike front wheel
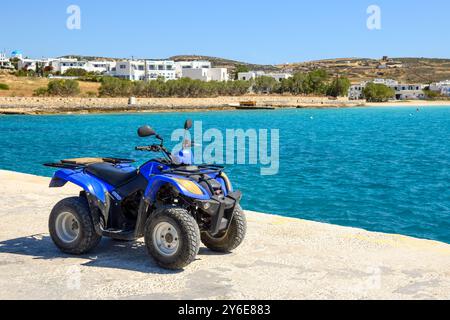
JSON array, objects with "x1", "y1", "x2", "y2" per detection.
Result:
[
  {"x1": 145, "y1": 207, "x2": 200, "y2": 270},
  {"x1": 201, "y1": 206, "x2": 247, "y2": 253},
  {"x1": 49, "y1": 197, "x2": 102, "y2": 255}
]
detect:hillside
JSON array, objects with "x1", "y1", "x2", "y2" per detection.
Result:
[
  {"x1": 23, "y1": 54, "x2": 450, "y2": 84},
  {"x1": 169, "y1": 55, "x2": 279, "y2": 73},
  {"x1": 277, "y1": 57, "x2": 450, "y2": 84}
]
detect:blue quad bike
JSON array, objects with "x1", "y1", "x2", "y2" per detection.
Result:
[{"x1": 44, "y1": 120, "x2": 246, "y2": 270}]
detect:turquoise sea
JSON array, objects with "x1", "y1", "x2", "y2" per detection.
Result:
[{"x1": 1, "y1": 106, "x2": 449, "y2": 243}]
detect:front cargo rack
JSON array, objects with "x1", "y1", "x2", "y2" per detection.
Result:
[
  {"x1": 44, "y1": 157, "x2": 135, "y2": 170},
  {"x1": 162, "y1": 164, "x2": 225, "y2": 176}
]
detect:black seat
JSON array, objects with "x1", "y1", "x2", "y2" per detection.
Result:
[{"x1": 86, "y1": 163, "x2": 138, "y2": 187}]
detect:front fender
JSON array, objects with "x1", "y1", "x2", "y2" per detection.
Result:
[
  {"x1": 50, "y1": 169, "x2": 113, "y2": 204},
  {"x1": 145, "y1": 175, "x2": 210, "y2": 201}
]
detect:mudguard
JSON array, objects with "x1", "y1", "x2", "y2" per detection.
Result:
[
  {"x1": 50, "y1": 169, "x2": 114, "y2": 204},
  {"x1": 145, "y1": 175, "x2": 211, "y2": 201}
]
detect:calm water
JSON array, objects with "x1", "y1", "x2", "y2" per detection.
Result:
[{"x1": 1, "y1": 107, "x2": 450, "y2": 243}]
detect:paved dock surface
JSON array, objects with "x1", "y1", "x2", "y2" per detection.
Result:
[{"x1": 1, "y1": 170, "x2": 450, "y2": 300}]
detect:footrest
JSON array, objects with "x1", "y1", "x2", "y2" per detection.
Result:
[{"x1": 102, "y1": 229, "x2": 137, "y2": 241}]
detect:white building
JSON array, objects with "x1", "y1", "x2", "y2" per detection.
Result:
[
  {"x1": 265, "y1": 72, "x2": 293, "y2": 82},
  {"x1": 181, "y1": 67, "x2": 229, "y2": 82},
  {"x1": 237, "y1": 71, "x2": 292, "y2": 82},
  {"x1": 348, "y1": 79, "x2": 425, "y2": 100},
  {"x1": 0, "y1": 53, "x2": 14, "y2": 69},
  {"x1": 348, "y1": 83, "x2": 366, "y2": 100},
  {"x1": 111, "y1": 60, "x2": 176, "y2": 81},
  {"x1": 392, "y1": 84, "x2": 426, "y2": 100},
  {"x1": 18, "y1": 58, "x2": 53, "y2": 71},
  {"x1": 11, "y1": 50, "x2": 23, "y2": 59},
  {"x1": 430, "y1": 80, "x2": 450, "y2": 97},
  {"x1": 372, "y1": 78, "x2": 398, "y2": 86},
  {"x1": 237, "y1": 71, "x2": 265, "y2": 81},
  {"x1": 16, "y1": 57, "x2": 115, "y2": 74},
  {"x1": 175, "y1": 60, "x2": 212, "y2": 78},
  {"x1": 51, "y1": 58, "x2": 116, "y2": 74}
]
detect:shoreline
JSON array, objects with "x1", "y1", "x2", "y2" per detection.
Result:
[
  {"x1": 1, "y1": 169, "x2": 450, "y2": 299},
  {"x1": 0, "y1": 96, "x2": 363, "y2": 115},
  {"x1": 0, "y1": 96, "x2": 448, "y2": 115}
]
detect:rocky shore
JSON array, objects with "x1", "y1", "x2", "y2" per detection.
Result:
[
  {"x1": 1, "y1": 170, "x2": 450, "y2": 300},
  {"x1": 0, "y1": 96, "x2": 364, "y2": 115}
]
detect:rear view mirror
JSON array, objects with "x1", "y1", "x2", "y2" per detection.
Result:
[
  {"x1": 138, "y1": 126, "x2": 156, "y2": 138},
  {"x1": 185, "y1": 119, "x2": 193, "y2": 130}
]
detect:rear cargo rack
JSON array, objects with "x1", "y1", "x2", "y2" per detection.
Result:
[{"x1": 44, "y1": 157, "x2": 135, "y2": 170}]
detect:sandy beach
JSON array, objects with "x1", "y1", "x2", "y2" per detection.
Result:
[
  {"x1": 366, "y1": 100, "x2": 450, "y2": 107},
  {"x1": 1, "y1": 170, "x2": 450, "y2": 300}
]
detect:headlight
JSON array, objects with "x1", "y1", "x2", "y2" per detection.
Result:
[
  {"x1": 173, "y1": 178, "x2": 204, "y2": 196},
  {"x1": 221, "y1": 172, "x2": 233, "y2": 191}
]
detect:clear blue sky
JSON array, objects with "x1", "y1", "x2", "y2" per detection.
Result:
[{"x1": 1, "y1": 0, "x2": 448, "y2": 64}]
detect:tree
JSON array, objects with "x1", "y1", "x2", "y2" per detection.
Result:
[
  {"x1": 64, "y1": 68, "x2": 89, "y2": 77},
  {"x1": 233, "y1": 65, "x2": 250, "y2": 80},
  {"x1": 253, "y1": 76, "x2": 279, "y2": 94},
  {"x1": 284, "y1": 72, "x2": 309, "y2": 95},
  {"x1": 363, "y1": 83, "x2": 395, "y2": 102},
  {"x1": 9, "y1": 57, "x2": 20, "y2": 70},
  {"x1": 99, "y1": 77, "x2": 133, "y2": 97},
  {"x1": 305, "y1": 69, "x2": 329, "y2": 94},
  {"x1": 47, "y1": 79, "x2": 81, "y2": 96},
  {"x1": 327, "y1": 76, "x2": 351, "y2": 97},
  {"x1": 423, "y1": 88, "x2": 440, "y2": 100}
]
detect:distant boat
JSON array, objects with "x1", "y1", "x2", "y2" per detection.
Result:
[{"x1": 239, "y1": 101, "x2": 257, "y2": 107}]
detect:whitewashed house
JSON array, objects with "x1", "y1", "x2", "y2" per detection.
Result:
[
  {"x1": 18, "y1": 58, "x2": 53, "y2": 71},
  {"x1": 0, "y1": 53, "x2": 14, "y2": 69},
  {"x1": 265, "y1": 72, "x2": 293, "y2": 82},
  {"x1": 182, "y1": 67, "x2": 229, "y2": 82},
  {"x1": 392, "y1": 84, "x2": 426, "y2": 100},
  {"x1": 372, "y1": 78, "x2": 398, "y2": 86},
  {"x1": 237, "y1": 71, "x2": 265, "y2": 81},
  {"x1": 111, "y1": 60, "x2": 176, "y2": 81},
  {"x1": 50, "y1": 59, "x2": 116, "y2": 74},
  {"x1": 175, "y1": 60, "x2": 212, "y2": 78},
  {"x1": 430, "y1": 80, "x2": 450, "y2": 97},
  {"x1": 348, "y1": 82, "x2": 367, "y2": 100},
  {"x1": 238, "y1": 71, "x2": 292, "y2": 82},
  {"x1": 348, "y1": 79, "x2": 425, "y2": 100},
  {"x1": 11, "y1": 50, "x2": 23, "y2": 59}
]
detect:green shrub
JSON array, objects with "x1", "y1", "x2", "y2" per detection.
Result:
[
  {"x1": 0, "y1": 83, "x2": 10, "y2": 90},
  {"x1": 15, "y1": 69, "x2": 35, "y2": 77},
  {"x1": 99, "y1": 77, "x2": 252, "y2": 98},
  {"x1": 363, "y1": 83, "x2": 395, "y2": 102},
  {"x1": 63, "y1": 68, "x2": 89, "y2": 77},
  {"x1": 33, "y1": 87, "x2": 48, "y2": 96},
  {"x1": 423, "y1": 88, "x2": 440, "y2": 100},
  {"x1": 326, "y1": 76, "x2": 351, "y2": 97},
  {"x1": 47, "y1": 79, "x2": 81, "y2": 97},
  {"x1": 85, "y1": 91, "x2": 98, "y2": 98},
  {"x1": 99, "y1": 77, "x2": 133, "y2": 97}
]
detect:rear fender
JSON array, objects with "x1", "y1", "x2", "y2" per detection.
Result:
[
  {"x1": 50, "y1": 169, "x2": 114, "y2": 224},
  {"x1": 50, "y1": 169, "x2": 113, "y2": 202},
  {"x1": 145, "y1": 175, "x2": 210, "y2": 202}
]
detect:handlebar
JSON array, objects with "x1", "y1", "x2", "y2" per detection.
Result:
[{"x1": 135, "y1": 145, "x2": 161, "y2": 152}]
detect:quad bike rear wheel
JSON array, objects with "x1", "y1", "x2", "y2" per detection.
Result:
[
  {"x1": 145, "y1": 207, "x2": 200, "y2": 270},
  {"x1": 201, "y1": 206, "x2": 247, "y2": 253},
  {"x1": 49, "y1": 197, "x2": 102, "y2": 255}
]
